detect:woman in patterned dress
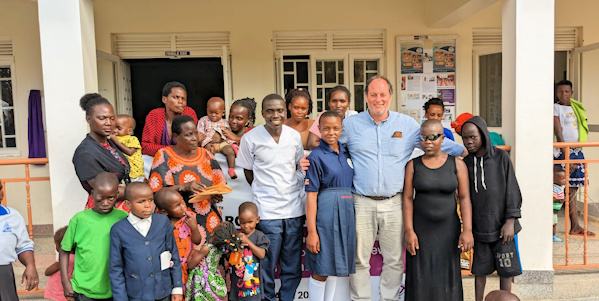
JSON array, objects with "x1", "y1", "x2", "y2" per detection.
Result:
[{"x1": 149, "y1": 115, "x2": 226, "y2": 241}]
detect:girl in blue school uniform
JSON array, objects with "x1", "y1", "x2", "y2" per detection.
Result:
[{"x1": 305, "y1": 110, "x2": 356, "y2": 301}]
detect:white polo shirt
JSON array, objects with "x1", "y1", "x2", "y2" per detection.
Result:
[{"x1": 237, "y1": 125, "x2": 305, "y2": 220}]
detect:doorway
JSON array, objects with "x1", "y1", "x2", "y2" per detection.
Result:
[{"x1": 126, "y1": 58, "x2": 224, "y2": 138}]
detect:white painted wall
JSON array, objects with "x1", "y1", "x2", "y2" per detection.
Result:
[
  {"x1": 38, "y1": 0, "x2": 98, "y2": 229},
  {"x1": 0, "y1": 0, "x2": 51, "y2": 224}
]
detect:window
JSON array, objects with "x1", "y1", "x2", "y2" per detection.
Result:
[
  {"x1": 314, "y1": 60, "x2": 344, "y2": 112},
  {"x1": 280, "y1": 55, "x2": 380, "y2": 115},
  {"x1": 478, "y1": 53, "x2": 502, "y2": 127},
  {"x1": 353, "y1": 59, "x2": 379, "y2": 112},
  {"x1": 274, "y1": 30, "x2": 385, "y2": 116},
  {"x1": 0, "y1": 65, "x2": 15, "y2": 149},
  {"x1": 282, "y1": 56, "x2": 310, "y2": 95}
]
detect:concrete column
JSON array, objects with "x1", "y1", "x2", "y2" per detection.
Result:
[
  {"x1": 38, "y1": 0, "x2": 98, "y2": 229},
  {"x1": 501, "y1": 0, "x2": 554, "y2": 297}
]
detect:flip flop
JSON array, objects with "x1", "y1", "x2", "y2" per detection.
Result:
[{"x1": 569, "y1": 230, "x2": 596, "y2": 237}]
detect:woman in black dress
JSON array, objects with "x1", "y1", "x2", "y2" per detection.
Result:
[
  {"x1": 72, "y1": 94, "x2": 130, "y2": 210},
  {"x1": 402, "y1": 119, "x2": 474, "y2": 301}
]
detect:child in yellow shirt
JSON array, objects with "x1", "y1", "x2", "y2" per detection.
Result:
[{"x1": 110, "y1": 115, "x2": 145, "y2": 182}]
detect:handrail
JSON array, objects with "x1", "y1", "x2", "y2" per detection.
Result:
[
  {"x1": 553, "y1": 142, "x2": 599, "y2": 270},
  {"x1": 496, "y1": 145, "x2": 511, "y2": 152},
  {"x1": 0, "y1": 158, "x2": 49, "y2": 165},
  {"x1": 0, "y1": 158, "x2": 49, "y2": 238},
  {"x1": 553, "y1": 141, "x2": 599, "y2": 148},
  {"x1": 0, "y1": 157, "x2": 49, "y2": 296}
]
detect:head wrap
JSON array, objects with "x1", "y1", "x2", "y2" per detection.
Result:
[{"x1": 451, "y1": 113, "x2": 474, "y2": 135}]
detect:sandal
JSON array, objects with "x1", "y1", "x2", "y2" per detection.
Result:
[{"x1": 569, "y1": 230, "x2": 596, "y2": 237}]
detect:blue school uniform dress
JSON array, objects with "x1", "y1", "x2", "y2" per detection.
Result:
[{"x1": 305, "y1": 141, "x2": 356, "y2": 276}]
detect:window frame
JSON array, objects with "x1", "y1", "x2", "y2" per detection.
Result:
[
  {"x1": 472, "y1": 46, "x2": 502, "y2": 133},
  {"x1": 349, "y1": 53, "x2": 385, "y2": 113},
  {"x1": 0, "y1": 56, "x2": 20, "y2": 156},
  {"x1": 310, "y1": 55, "x2": 347, "y2": 117},
  {"x1": 273, "y1": 30, "x2": 386, "y2": 116}
]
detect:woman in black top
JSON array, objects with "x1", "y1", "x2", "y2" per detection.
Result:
[
  {"x1": 402, "y1": 119, "x2": 473, "y2": 301},
  {"x1": 72, "y1": 93, "x2": 130, "y2": 210}
]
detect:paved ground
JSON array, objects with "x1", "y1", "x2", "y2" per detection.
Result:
[{"x1": 14, "y1": 201, "x2": 599, "y2": 300}]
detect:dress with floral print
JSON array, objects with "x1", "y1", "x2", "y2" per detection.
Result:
[
  {"x1": 149, "y1": 146, "x2": 226, "y2": 242},
  {"x1": 186, "y1": 245, "x2": 226, "y2": 301}
]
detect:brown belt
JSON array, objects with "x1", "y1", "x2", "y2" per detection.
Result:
[{"x1": 363, "y1": 193, "x2": 398, "y2": 201}]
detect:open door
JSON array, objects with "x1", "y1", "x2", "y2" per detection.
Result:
[
  {"x1": 221, "y1": 45, "x2": 233, "y2": 116},
  {"x1": 96, "y1": 50, "x2": 132, "y2": 116},
  {"x1": 117, "y1": 60, "x2": 132, "y2": 115},
  {"x1": 274, "y1": 50, "x2": 284, "y2": 96},
  {"x1": 571, "y1": 42, "x2": 599, "y2": 130}
]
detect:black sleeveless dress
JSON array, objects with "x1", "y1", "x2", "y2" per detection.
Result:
[{"x1": 405, "y1": 155, "x2": 463, "y2": 301}]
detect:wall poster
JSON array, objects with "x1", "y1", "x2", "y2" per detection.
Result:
[{"x1": 396, "y1": 36, "x2": 457, "y2": 128}]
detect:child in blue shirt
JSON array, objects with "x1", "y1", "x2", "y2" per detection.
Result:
[
  {"x1": 109, "y1": 182, "x2": 183, "y2": 301},
  {"x1": 423, "y1": 98, "x2": 454, "y2": 141},
  {"x1": 0, "y1": 179, "x2": 38, "y2": 300},
  {"x1": 305, "y1": 111, "x2": 356, "y2": 301}
]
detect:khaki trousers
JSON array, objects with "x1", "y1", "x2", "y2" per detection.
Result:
[{"x1": 349, "y1": 193, "x2": 404, "y2": 301}]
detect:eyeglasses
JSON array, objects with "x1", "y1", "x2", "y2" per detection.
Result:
[{"x1": 419, "y1": 133, "x2": 444, "y2": 141}]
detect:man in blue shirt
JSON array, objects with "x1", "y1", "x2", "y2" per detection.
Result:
[{"x1": 343, "y1": 76, "x2": 466, "y2": 301}]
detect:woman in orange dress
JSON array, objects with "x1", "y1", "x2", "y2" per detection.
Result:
[{"x1": 149, "y1": 115, "x2": 226, "y2": 241}]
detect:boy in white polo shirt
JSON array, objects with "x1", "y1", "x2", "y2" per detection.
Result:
[{"x1": 237, "y1": 93, "x2": 305, "y2": 301}]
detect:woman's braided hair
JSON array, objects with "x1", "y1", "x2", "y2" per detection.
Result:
[{"x1": 231, "y1": 97, "x2": 257, "y2": 126}]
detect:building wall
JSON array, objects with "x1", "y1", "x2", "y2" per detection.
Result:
[
  {"x1": 1, "y1": 0, "x2": 599, "y2": 226},
  {"x1": 0, "y1": 0, "x2": 51, "y2": 225},
  {"x1": 91, "y1": 0, "x2": 503, "y2": 121}
]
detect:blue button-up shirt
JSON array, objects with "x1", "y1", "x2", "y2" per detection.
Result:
[{"x1": 340, "y1": 110, "x2": 464, "y2": 196}]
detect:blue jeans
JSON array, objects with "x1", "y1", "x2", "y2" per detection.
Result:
[{"x1": 257, "y1": 216, "x2": 305, "y2": 301}]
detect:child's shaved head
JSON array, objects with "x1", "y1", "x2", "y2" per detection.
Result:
[
  {"x1": 239, "y1": 201, "x2": 258, "y2": 216},
  {"x1": 92, "y1": 172, "x2": 119, "y2": 191},
  {"x1": 207, "y1": 97, "x2": 226, "y2": 122},
  {"x1": 116, "y1": 115, "x2": 136, "y2": 130},
  {"x1": 207, "y1": 97, "x2": 225, "y2": 110},
  {"x1": 115, "y1": 115, "x2": 136, "y2": 136},
  {"x1": 91, "y1": 172, "x2": 119, "y2": 214},
  {"x1": 124, "y1": 182, "x2": 151, "y2": 201},
  {"x1": 421, "y1": 119, "x2": 443, "y2": 133},
  {"x1": 154, "y1": 188, "x2": 182, "y2": 211}
]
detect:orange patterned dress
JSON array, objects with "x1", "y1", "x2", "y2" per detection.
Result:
[
  {"x1": 149, "y1": 146, "x2": 226, "y2": 242},
  {"x1": 173, "y1": 209, "x2": 203, "y2": 285}
]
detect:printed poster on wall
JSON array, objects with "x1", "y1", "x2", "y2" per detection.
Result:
[
  {"x1": 433, "y1": 40, "x2": 456, "y2": 73},
  {"x1": 438, "y1": 88, "x2": 455, "y2": 106},
  {"x1": 400, "y1": 41, "x2": 424, "y2": 74},
  {"x1": 397, "y1": 36, "x2": 457, "y2": 127}
]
